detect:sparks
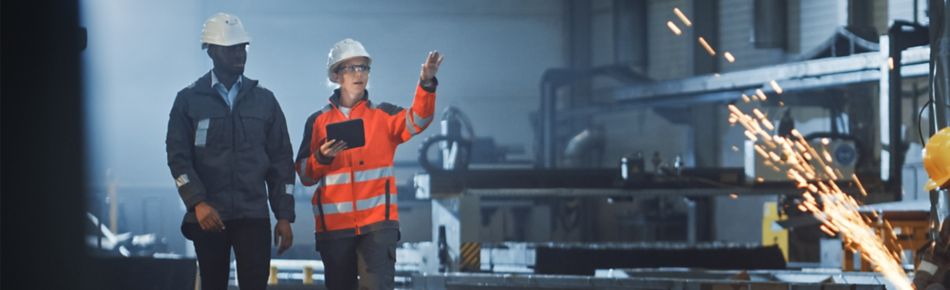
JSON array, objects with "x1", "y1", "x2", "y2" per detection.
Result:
[
  {"x1": 769, "y1": 80, "x2": 784, "y2": 94},
  {"x1": 698, "y1": 37, "x2": 716, "y2": 56},
  {"x1": 853, "y1": 174, "x2": 868, "y2": 196},
  {"x1": 667, "y1": 21, "x2": 682, "y2": 35},
  {"x1": 724, "y1": 52, "x2": 736, "y2": 63},
  {"x1": 673, "y1": 8, "x2": 692, "y2": 27},
  {"x1": 726, "y1": 98, "x2": 912, "y2": 290},
  {"x1": 755, "y1": 89, "x2": 768, "y2": 101}
]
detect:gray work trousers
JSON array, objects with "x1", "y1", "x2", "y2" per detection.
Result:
[{"x1": 317, "y1": 228, "x2": 399, "y2": 290}]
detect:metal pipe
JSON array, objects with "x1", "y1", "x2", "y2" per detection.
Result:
[
  {"x1": 685, "y1": 198, "x2": 696, "y2": 244},
  {"x1": 889, "y1": 26, "x2": 904, "y2": 202},
  {"x1": 540, "y1": 80, "x2": 556, "y2": 168},
  {"x1": 931, "y1": 0, "x2": 950, "y2": 131}
]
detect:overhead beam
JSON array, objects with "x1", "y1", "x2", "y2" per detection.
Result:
[{"x1": 612, "y1": 46, "x2": 929, "y2": 102}]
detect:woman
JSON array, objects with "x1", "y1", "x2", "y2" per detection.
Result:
[{"x1": 294, "y1": 38, "x2": 443, "y2": 290}]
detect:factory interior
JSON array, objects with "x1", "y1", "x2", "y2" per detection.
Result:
[{"x1": 6, "y1": 0, "x2": 950, "y2": 289}]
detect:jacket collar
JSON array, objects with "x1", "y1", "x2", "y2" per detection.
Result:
[
  {"x1": 329, "y1": 89, "x2": 372, "y2": 109},
  {"x1": 194, "y1": 71, "x2": 258, "y2": 96}
]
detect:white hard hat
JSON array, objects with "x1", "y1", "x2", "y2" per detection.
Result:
[
  {"x1": 201, "y1": 13, "x2": 251, "y2": 48},
  {"x1": 327, "y1": 38, "x2": 372, "y2": 82}
]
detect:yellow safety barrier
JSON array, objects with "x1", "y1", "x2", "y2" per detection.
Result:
[
  {"x1": 268, "y1": 265, "x2": 278, "y2": 285},
  {"x1": 460, "y1": 242, "x2": 480, "y2": 272},
  {"x1": 762, "y1": 202, "x2": 789, "y2": 261},
  {"x1": 303, "y1": 266, "x2": 314, "y2": 285}
]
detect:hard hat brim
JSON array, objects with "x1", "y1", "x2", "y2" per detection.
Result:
[
  {"x1": 202, "y1": 38, "x2": 251, "y2": 48},
  {"x1": 926, "y1": 176, "x2": 950, "y2": 191}
]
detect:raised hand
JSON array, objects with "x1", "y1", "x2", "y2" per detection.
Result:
[{"x1": 420, "y1": 50, "x2": 444, "y2": 82}]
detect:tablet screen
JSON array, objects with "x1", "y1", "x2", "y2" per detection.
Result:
[{"x1": 325, "y1": 119, "x2": 366, "y2": 149}]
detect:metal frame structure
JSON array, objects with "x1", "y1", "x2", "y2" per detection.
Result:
[
  {"x1": 411, "y1": 271, "x2": 888, "y2": 290},
  {"x1": 540, "y1": 46, "x2": 930, "y2": 170}
]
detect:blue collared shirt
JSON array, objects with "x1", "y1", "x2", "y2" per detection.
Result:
[{"x1": 211, "y1": 71, "x2": 243, "y2": 109}]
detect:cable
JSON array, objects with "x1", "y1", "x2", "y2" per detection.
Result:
[
  {"x1": 418, "y1": 134, "x2": 472, "y2": 173},
  {"x1": 919, "y1": 99, "x2": 934, "y2": 145}
]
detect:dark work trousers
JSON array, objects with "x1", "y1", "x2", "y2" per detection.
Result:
[
  {"x1": 182, "y1": 218, "x2": 271, "y2": 290},
  {"x1": 317, "y1": 228, "x2": 399, "y2": 290}
]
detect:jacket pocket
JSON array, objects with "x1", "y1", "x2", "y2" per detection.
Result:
[{"x1": 238, "y1": 111, "x2": 271, "y2": 147}]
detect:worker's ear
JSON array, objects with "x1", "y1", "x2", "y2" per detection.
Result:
[
  {"x1": 330, "y1": 72, "x2": 339, "y2": 83},
  {"x1": 206, "y1": 45, "x2": 220, "y2": 59}
]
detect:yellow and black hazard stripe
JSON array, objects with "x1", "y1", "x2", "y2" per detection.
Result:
[{"x1": 459, "y1": 242, "x2": 480, "y2": 272}]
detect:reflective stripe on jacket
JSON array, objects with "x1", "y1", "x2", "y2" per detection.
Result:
[{"x1": 295, "y1": 80, "x2": 436, "y2": 239}]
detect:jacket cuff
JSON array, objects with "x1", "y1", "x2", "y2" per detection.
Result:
[
  {"x1": 420, "y1": 76, "x2": 438, "y2": 93},
  {"x1": 315, "y1": 151, "x2": 334, "y2": 165},
  {"x1": 277, "y1": 213, "x2": 296, "y2": 223},
  {"x1": 181, "y1": 188, "x2": 206, "y2": 210}
]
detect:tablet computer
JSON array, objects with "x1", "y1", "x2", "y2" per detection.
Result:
[{"x1": 326, "y1": 119, "x2": 365, "y2": 149}]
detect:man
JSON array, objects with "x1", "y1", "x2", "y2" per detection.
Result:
[
  {"x1": 166, "y1": 12, "x2": 294, "y2": 290},
  {"x1": 296, "y1": 38, "x2": 443, "y2": 290},
  {"x1": 918, "y1": 127, "x2": 950, "y2": 290}
]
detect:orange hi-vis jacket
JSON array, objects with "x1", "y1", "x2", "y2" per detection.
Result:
[{"x1": 296, "y1": 81, "x2": 436, "y2": 240}]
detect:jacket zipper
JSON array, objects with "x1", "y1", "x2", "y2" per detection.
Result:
[
  {"x1": 203, "y1": 85, "x2": 236, "y2": 219},
  {"x1": 226, "y1": 81, "x2": 248, "y2": 219},
  {"x1": 351, "y1": 154, "x2": 359, "y2": 235},
  {"x1": 228, "y1": 91, "x2": 237, "y2": 219}
]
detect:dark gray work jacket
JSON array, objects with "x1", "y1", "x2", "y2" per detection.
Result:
[{"x1": 166, "y1": 72, "x2": 295, "y2": 223}]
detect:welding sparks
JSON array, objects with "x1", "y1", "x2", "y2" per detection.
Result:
[
  {"x1": 744, "y1": 130, "x2": 758, "y2": 142},
  {"x1": 853, "y1": 174, "x2": 868, "y2": 196},
  {"x1": 720, "y1": 47, "x2": 909, "y2": 289},
  {"x1": 698, "y1": 37, "x2": 716, "y2": 56},
  {"x1": 713, "y1": 36, "x2": 909, "y2": 288},
  {"x1": 727, "y1": 101, "x2": 912, "y2": 290},
  {"x1": 673, "y1": 8, "x2": 692, "y2": 27},
  {"x1": 820, "y1": 225, "x2": 837, "y2": 237},
  {"x1": 752, "y1": 108, "x2": 766, "y2": 119},
  {"x1": 667, "y1": 21, "x2": 682, "y2": 35},
  {"x1": 724, "y1": 52, "x2": 736, "y2": 63},
  {"x1": 769, "y1": 80, "x2": 784, "y2": 94},
  {"x1": 755, "y1": 89, "x2": 768, "y2": 101},
  {"x1": 888, "y1": 57, "x2": 895, "y2": 70},
  {"x1": 729, "y1": 193, "x2": 738, "y2": 199}
]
